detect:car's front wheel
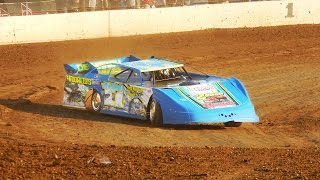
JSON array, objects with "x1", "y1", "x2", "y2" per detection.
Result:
[
  {"x1": 85, "y1": 90, "x2": 102, "y2": 112},
  {"x1": 149, "y1": 98, "x2": 163, "y2": 126}
]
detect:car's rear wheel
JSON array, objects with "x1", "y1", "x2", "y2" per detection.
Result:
[
  {"x1": 149, "y1": 98, "x2": 163, "y2": 126},
  {"x1": 223, "y1": 121, "x2": 242, "y2": 127},
  {"x1": 85, "y1": 90, "x2": 102, "y2": 112}
]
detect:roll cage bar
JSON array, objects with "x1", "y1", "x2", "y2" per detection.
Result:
[
  {"x1": 113, "y1": 66, "x2": 192, "y2": 85},
  {"x1": 91, "y1": 63, "x2": 192, "y2": 85}
]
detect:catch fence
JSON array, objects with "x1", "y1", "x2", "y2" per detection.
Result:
[
  {"x1": 0, "y1": 0, "x2": 56, "y2": 16},
  {"x1": 0, "y1": 0, "x2": 277, "y2": 17}
]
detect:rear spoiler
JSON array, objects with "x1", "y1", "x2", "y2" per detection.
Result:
[{"x1": 64, "y1": 55, "x2": 140, "y2": 75}]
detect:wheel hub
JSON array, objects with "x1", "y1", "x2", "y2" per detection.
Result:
[
  {"x1": 92, "y1": 93, "x2": 101, "y2": 111},
  {"x1": 149, "y1": 100, "x2": 156, "y2": 122}
]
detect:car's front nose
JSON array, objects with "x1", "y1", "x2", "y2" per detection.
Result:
[
  {"x1": 162, "y1": 102, "x2": 259, "y2": 125},
  {"x1": 152, "y1": 80, "x2": 259, "y2": 125}
]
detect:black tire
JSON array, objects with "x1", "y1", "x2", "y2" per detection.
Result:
[
  {"x1": 148, "y1": 98, "x2": 163, "y2": 126},
  {"x1": 85, "y1": 90, "x2": 102, "y2": 112},
  {"x1": 223, "y1": 121, "x2": 242, "y2": 127}
]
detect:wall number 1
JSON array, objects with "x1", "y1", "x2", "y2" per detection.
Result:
[{"x1": 286, "y1": 3, "x2": 294, "y2": 18}]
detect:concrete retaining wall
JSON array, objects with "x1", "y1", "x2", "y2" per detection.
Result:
[{"x1": 0, "y1": 0, "x2": 319, "y2": 45}]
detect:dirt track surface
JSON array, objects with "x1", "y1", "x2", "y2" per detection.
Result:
[{"x1": 0, "y1": 25, "x2": 320, "y2": 179}]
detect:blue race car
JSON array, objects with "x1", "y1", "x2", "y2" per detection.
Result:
[{"x1": 63, "y1": 56, "x2": 259, "y2": 127}]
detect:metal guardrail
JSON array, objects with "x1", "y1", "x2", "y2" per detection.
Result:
[{"x1": 0, "y1": 0, "x2": 276, "y2": 17}]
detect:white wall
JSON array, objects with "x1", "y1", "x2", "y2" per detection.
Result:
[
  {"x1": 0, "y1": 11, "x2": 109, "y2": 44},
  {"x1": 0, "y1": 0, "x2": 319, "y2": 45}
]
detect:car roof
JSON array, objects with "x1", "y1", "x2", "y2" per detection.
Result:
[{"x1": 119, "y1": 59, "x2": 184, "y2": 72}]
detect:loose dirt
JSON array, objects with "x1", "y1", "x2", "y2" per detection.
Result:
[{"x1": 0, "y1": 25, "x2": 319, "y2": 179}]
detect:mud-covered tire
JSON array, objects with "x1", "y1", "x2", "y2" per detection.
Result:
[
  {"x1": 149, "y1": 98, "x2": 163, "y2": 126},
  {"x1": 85, "y1": 90, "x2": 102, "y2": 112},
  {"x1": 223, "y1": 122, "x2": 242, "y2": 127}
]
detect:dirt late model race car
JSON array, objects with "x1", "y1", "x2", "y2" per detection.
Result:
[{"x1": 63, "y1": 56, "x2": 259, "y2": 127}]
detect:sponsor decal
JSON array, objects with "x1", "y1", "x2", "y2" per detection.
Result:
[
  {"x1": 63, "y1": 82, "x2": 89, "y2": 107},
  {"x1": 66, "y1": 75, "x2": 92, "y2": 85},
  {"x1": 194, "y1": 92, "x2": 221, "y2": 101},
  {"x1": 77, "y1": 63, "x2": 90, "y2": 72},
  {"x1": 179, "y1": 83, "x2": 237, "y2": 109},
  {"x1": 101, "y1": 82, "x2": 152, "y2": 117},
  {"x1": 92, "y1": 80, "x2": 100, "y2": 85},
  {"x1": 125, "y1": 85, "x2": 144, "y2": 94}
]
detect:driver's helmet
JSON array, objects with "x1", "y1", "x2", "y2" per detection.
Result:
[{"x1": 162, "y1": 69, "x2": 170, "y2": 77}]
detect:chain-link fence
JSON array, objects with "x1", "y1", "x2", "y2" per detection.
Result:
[{"x1": 0, "y1": 0, "x2": 278, "y2": 17}]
